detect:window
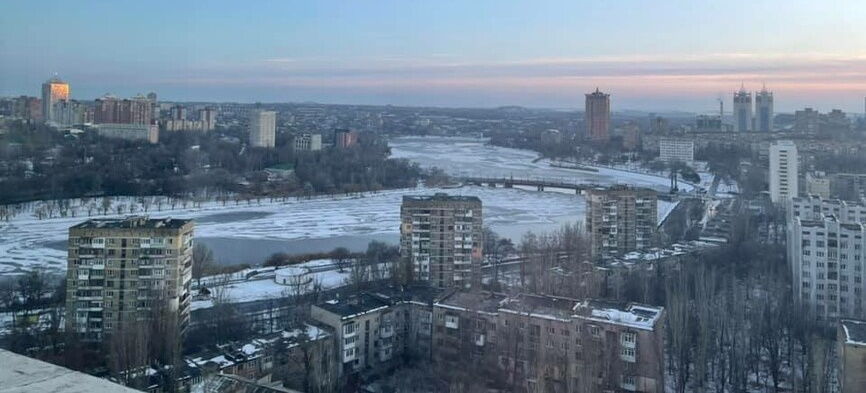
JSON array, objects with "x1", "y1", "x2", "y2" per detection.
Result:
[
  {"x1": 343, "y1": 322, "x2": 356, "y2": 336},
  {"x1": 589, "y1": 325, "x2": 600, "y2": 338},
  {"x1": 620, "y1": 346, "x2": 636, "y2": 362},
  {"x1": 621, "y1": 331, "x2": 636, "y2": 347},
  {"x1": 621, "y1": 375, "x2": 637, "y2": 391}
]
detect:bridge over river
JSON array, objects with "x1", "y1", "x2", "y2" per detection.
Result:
[{"x1": 459, "y1": 176, "x2": 668, "y2": 195}]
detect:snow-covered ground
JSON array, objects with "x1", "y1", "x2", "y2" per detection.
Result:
[
  {"x1": 0, "y1": 137, "x2": 677, "y2": 277},
  {"x1": 191, "y1": 258, "x2": 386, "y2": 310}
]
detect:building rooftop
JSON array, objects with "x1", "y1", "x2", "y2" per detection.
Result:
[
  {"x1": 435, "y1": 290, "x2": 505, "y2": 314},
  {"x1": 370, "y1": 284, "x2": 445, "y2": 306},
  {"x1": 71, "y1": 216, "x2": 192, "y2": 230},
  {"x1": 841, "y1": 319, "x2": 866, "y2": 346},
  {"x1": 316, "y1": 293, "x2": 391, "y2": 319},
  {"x1": 499, "y1": 293, "x2": 578, "y2": 321},
  {"x1": 575, "y1": 299, "x2": 663, "y2": 331},
  {"x1": 0, "y1": 349, "x2": 141, "y2": 393},
  {"x1": 402, "y1": 193, "x2": 482, "y2": 204}
]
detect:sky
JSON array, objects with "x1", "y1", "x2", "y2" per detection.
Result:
[{"x1": 2, "y1": 0, "x2": 866, "y2": 112}]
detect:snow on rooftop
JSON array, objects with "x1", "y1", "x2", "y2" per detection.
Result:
[
  {"x1": 241, "y1": 344, "x2": 257, "y2": 356},
  {"x1": 587, "y1": 304, "x2": 661, "y2": 330}
]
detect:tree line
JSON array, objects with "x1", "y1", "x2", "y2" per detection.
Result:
[{"x1": 0, "y1": 120, "x2": 423, "y2": 204}]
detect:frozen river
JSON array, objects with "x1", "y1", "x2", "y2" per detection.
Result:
[
  {"x1": 389, "y1": 136, "x2": 677, "y2": 192},
  {"x1": 0, "y1": 137, "x2": 674, "y2": 275}
]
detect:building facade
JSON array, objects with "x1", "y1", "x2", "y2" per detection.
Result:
[
  {"x1": 769, "y1": 140, "x2": 799, "y2": 203},
  {"x1": 93, "y1": 123, "x2": 159, "y2": 143},
  {"x1": 585, "y1": 88, "x2": 610, "y2": 142},
  {"x1": 310, "y1": 286, "x2": 441, "y2": 379},
  {"x1": 293, "y1": 133, "x2": 322, "y2": 151},
  {"x1": 658, "y1": 137, "x2": 694, "y2": 164},
  {"x1": 586, "y1": 186, "x2": 658, "y2": 260},
  {"x1": 249, "y1": 110, "x2": 276, "y2": 148},
  {"x1": 66, "y1": 217, "x2": 194, "y2": 341},
  {"x1": 805, "y1": 172, "x2": 831, "y2": 199},
  {"x1": 787, "y1": 215, "x2": 866, "y2": 322},
  {"x1": 94, "y1": 94, "x2": 154, "y2": 125},
  {"x1": 695, "y1": 115, "x2": 723, "y2": 132},
  {"x1": 334, "y1": 129, "x2": 359, "y2": 148},
  {"x1": 794, "y1": 108, "x2": 820, "y2": 133},
  {"x1": 755, "y1": 87, "x2": 774, "y2": 132},
  {"x1": 41, "y1": 76, "x2": 70, "y2": 123},
  {"x1": 432, "y1": 291, "x2": 666, "y2": 393},
  {"x1": 733, "y1": 87, "x2": 752, "y2": 132},
  {"x1": 400, "y1": 194, "x2": 483, "y2": 288}
]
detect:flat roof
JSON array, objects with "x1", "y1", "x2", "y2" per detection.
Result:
[
  {"x1": 576, "y1": 299, "x2": 663, "y2": 331},
  {"x1": 316, "y1": 293, "x2": 391, "y2": 319},
  {"x1": 72, "y1": 216, "x2": 192, "y2": 230},
  {"x1": 841, "y1": 319, "x2": 866, "y2": 346},
  {"x1": 0, "y1": 349, "x2": 141, "y2": 393},
  {"x1": 435, "y1": 290, "x2": 505, "y2": 314}
]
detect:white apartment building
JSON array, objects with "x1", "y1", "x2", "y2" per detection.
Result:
[
  {"x1": 293, "y1": 133, "x2": 322, "y2": 151},
  {"x1": 769, "y1": 140, "x2": 799, "y2": 203},
  {"x1": 658, "y1": 137, "x2": 694, "y2": 164},
  {"x1": 788, "y1": 216, "x2": 866, "y2": 322},
  {"x1": 806, "y1": 172, "x2": 831, "y2": 199},
  {"x1": 789, "y1": 196, "x2": 866, "y2": 224},
  {"x1": 249, "y1": 109, "x2": 276, "y2": 148}
]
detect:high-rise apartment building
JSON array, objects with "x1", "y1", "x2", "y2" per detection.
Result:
[
  {"x1": 794, "y1": 108, "x2": 820, "y2": 133},
  {"x1": 66, "y1": 217, "x2": 194, "y2": 341},
  {"x1": 400, "y1": 194, "x2": 483, "y2": 288},
  {"x1": 586, "y1": 186, "x2": 658, "y2": 260},
  {"x1": 12, "y1": 96, "x2": 43, "y2": 122},
  {"x1": 94, "y1": 94, "x2": 153, "y2": 125},
  {"x1": 249, "y1": 109, "x2": 276, "y2": 148},
  {"x1": 789, "y1": 195, "x2": 866, "y2": 224},
  {"x1": 293, "y1": 133, "x2": 322, "y2": 151},
  {"x1": 41, "y1": 76, "x2": 70, "y2": 123},
  {"x1": 787, "y1": 215, "x2": 866, "y2": 322},
  {"x1": 806, "y1": 172, "x2": 832, "y2": 199},
  {"x1": 585, "y1": 88, "x2": 610, "y2": 142},
  {"x1": 755, "y1": 86, "x2": 774, "y2": 132},
  {"x1": 199, "y1": 107, "x2": 217, "y2": 130},
  {"x1": 769, "y1": 140, "x2": 799, "y2": 203},
  {"x1": 658, "y1": 137, "x2": 694, "y2": 164},
  {"x1": 170, "y1": 105, "x2": 188, "y2": 121},
  {"x1": 334, "y1": 129, "x2": 359, "y2": 148},
  {"x1": 733, "y1": 86, "x2": 752, "y2": 132}
]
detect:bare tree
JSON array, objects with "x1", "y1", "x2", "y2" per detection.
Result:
[{"x1": 192, "y1": 242, "x2": 215, "y2": 287}]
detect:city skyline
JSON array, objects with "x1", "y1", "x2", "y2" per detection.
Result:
[{"x1": 3, "y1": 1, "x2": 866, "y2": 112}]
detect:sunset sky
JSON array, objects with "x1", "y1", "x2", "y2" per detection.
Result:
[{"x1": 3, "y1": 0, "x2": 866, "y2": 112}]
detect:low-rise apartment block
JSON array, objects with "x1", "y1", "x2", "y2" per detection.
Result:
[
  {"x1": 310, "y1": 286, "x2": 442, "y2": 378},
  {"x1": 432, "y1": 291, "x2": 666, "y2": 393}
]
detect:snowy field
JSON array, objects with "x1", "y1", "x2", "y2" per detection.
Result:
[
  {"x1": 0, "y1": 136, "x2": 677, "y2": 277},
  {"x1": 190, "y1": 259, "x2": 363, "y2": 310}
]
